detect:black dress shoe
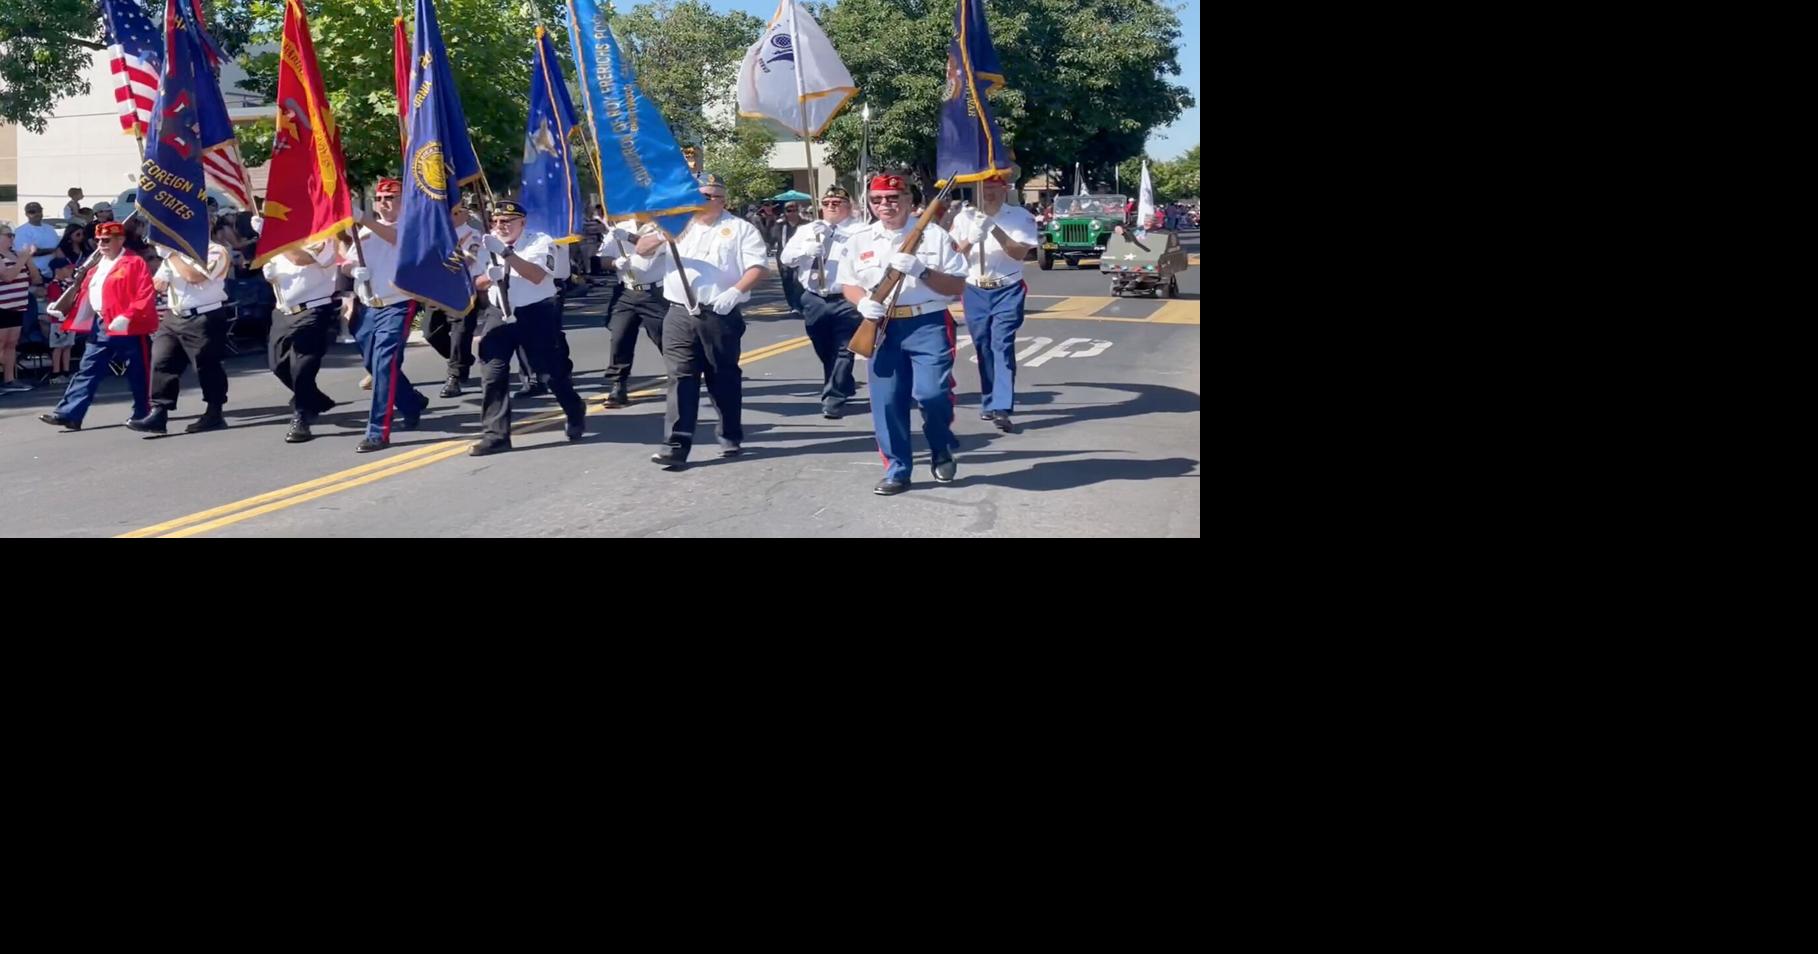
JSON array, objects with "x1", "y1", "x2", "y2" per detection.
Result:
[
  {"x1": 469, "y1": 439, "x2": 511, "y2": 456},
  {"x1": 720, "y1": 442, "x2": 743, "y2": 457},
  {"x1": 515, "y1": 383, "x2": 548, "y2": 400},
  {"x1": 285, "y1": 415, "x2": 313, "y2": 443},
  {"x1": 439, "y1": 378, "x2": 463, "y2": 398},
  {"x1": 38, "y1": 412, "x2": 80, "y2": 431},
  {"x1": 185, "y1": 405, "x2": 226, "y2": 433},
  {"x1": 355, "y1": 437, "x2": 389, "y2": 453},
  {"x1": 126, "y1": 406, "x2": 168, "y2": 434},
  {"x1": 873, "y1": 478, "x2": 909, "y2": 496},
  {"x1": 565, "y1": 416, "x2": 585, "y2": 441},
  {"x1": 822, "y1": 401, "x2": 844, "y2": 419},
  {"x1": 931, "y1": 453, "x2": 957, "y2": 484},
  {"x1": 991, "y1": 410, "x2": 1014, "y2": 432},
  {"x1": 602, "y1": 388, "x2": 629, "y2": 408},
  {"x1": 396, "y1": 409, "x2": 421, "y2": 431},
  {"x1": 980, "y1": 410, "x2": 993, "y2": 421},
  {"x1": 650, "y1": 448, "x2": 687, "y2": 468}
]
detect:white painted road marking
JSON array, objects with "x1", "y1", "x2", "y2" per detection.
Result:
[{"x1": 954, "y1": 335, "x2": 1114, "y2": 366}]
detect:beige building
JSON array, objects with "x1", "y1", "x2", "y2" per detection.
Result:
[{"x1": 1, "y1": 123, "x2": 17, "y2": 224}]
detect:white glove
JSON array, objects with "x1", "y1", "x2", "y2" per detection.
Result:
[
  {"x1": 154, "y1": 244, "x2": 172, "y2": 258},
  {"x1": 351, "y1": 266, "x2": 371, "y2": 282},
  {"x1": 857, "y1": 297, "x2": 887, "y2": 320},
  {"x1": 107, "y1": 316, "x2": 131, "y2": 333},
  {"x1": 485, "y1": 264, "x2": 507, "y2": 282},
  {"x1": 250, "y1": 215, "x2": 264, "y2": 234},
  {"x1": 888, "y1": 251, "x2": 924, "y2": 277},
  {"x1": 351, "y1": 203, "x2": 368, "y2": 223},
  {"x1": 709, "y1": 287, "x2": 748, "y2": 315},
  {"x1": 965, "y1": 216, "x2": 991, "y2": 246},
  {"x1": 609, "y1": 225, "x2": 636, "y2": 244},
  {"x1": 611, "y1": 256, "x2": 630, "y2": 272},
  {"x1": 807, "y1": 220, "x2": 832, "y2": 241},
  {"x1": 482, "y1": 233, "x2": 508, "y2": 256}
]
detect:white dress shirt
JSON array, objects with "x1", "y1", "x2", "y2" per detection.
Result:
[
  {"x1": 951, "y1": 205, "x2": 1039, "y2": 284},
  {"x1": 780, "y1": 217, "x2": 862, "y2": 295},
  {"x1": 486, "y1": 230, "x2": 559, "y2": 310},
  {"x1": 262, "y1": 241, "x2": 339, "y2": 308},
  {"x1": 838, "y1": 220, "x2": 966, "y2": 307},
  {"x1": 155, "y1": 242, "x2": 230, "y2": 313},
  {"x1": 658, "y1": 212, "x2": 768, "y2": 308}
]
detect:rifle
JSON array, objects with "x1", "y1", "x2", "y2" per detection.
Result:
[
  {"x1": 51, "y1": 248, "x2": 106, "y2": 317},
  {"x1": 847, "y1": 177, "x2": 955, "y2": 359}
]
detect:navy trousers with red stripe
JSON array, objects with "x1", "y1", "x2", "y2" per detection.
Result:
[
  {"x1": 53, "y1": 327, "x2": 150, "y2": 424},
  {"x1": 870, "y1": 310, "x2": 958, "y2": 484},
  {"x1": 357, "y1": 301, "x2": 427, "y2": 441}
]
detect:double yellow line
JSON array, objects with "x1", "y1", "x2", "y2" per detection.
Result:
[{"x1": 120, "y1": 335, "x2": 814, "y2": 538}]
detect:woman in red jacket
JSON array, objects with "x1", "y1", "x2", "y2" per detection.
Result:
[{"x1": 38, "y1": 221, "x2": 160, "y2": 431}]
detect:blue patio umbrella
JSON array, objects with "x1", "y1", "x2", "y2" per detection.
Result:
[{"x1": 770, "y1": 190, "x2": 814, "y2": 202}]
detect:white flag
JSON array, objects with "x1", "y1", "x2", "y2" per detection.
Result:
[
  {"x1": 1138, "y1": 160, "x2": 1155, "y2": 229},
  {"x1": 737, "y1": 0, "x2": 856, "y2": 138},
  {"x1": 1076, "y1": 161, "x2": 1090, "y2": 195}
]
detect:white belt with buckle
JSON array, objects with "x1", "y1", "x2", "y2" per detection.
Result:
[
  {"x1": 622, "y1": 281, "x2": 659, "y2": 292},
  {"x1": 282, "y1": 296, "x2": 337, "y2": 315},
  {"x1": 888, "y1": 301, "x2": 947, "y2": 319},
  {"x1": 971, "y1": 276, "x2": 1015, "y2": 289}
]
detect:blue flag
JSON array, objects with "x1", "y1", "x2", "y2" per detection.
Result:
[
  {"x1": 139, "y1": 0, "x2": 210, "y2": 260},
  {"x1": 565, "y1": 0, "x2": 703, "y2": 237},
  {"x1": 521, "y1": 26, "x2": 585, "y2": 245},
  {"x1": 395, "y1": 0, "x2": 482, "y2": 314},
  {"x1": 936, "y1": 0, "x2": 1014, "y2": 186},
  {"x1": 173, "y1": 0, "x2": 252, "y2": 208}
]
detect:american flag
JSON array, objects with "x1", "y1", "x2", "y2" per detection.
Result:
[
  {"x1": 175, "y1": 0, "x2": 253, "y2": 208},
  {"x1": 102, "y1": 0, "x2": 162, "y2": 137}
]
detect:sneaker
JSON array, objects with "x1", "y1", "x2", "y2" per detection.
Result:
[
  {"x1": 2, "y1": 381, "x2": 31, "y2": 392},
  {"x1": 336, "y1": 335, "x2": 356, "y2": 345},
  {"x1": 360, "y1": 373, "x2": 374, "y2": 390},
  {"x1": 49, "y1": 374, "x2": 69, "y2": 386}
]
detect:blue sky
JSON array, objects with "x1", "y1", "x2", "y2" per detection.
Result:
[{"x1": 703, "y1": 0, "x2": 1199, "y2": 160}]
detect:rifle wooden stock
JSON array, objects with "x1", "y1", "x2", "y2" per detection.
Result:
[{"x1": 847, "y1": 178, "x2": 955, "y2": 358}]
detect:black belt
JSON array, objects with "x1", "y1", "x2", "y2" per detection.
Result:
[
  {"x1": 621, "y1": 281, "x2": 660, "y2": 292},
  {"x1": 171, "y1": 303, "x2": 227, "y2": 318}
]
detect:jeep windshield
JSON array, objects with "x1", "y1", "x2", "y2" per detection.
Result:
[{"x1": 1053, "y1": 195, "x2": 1127, "y2": 218}]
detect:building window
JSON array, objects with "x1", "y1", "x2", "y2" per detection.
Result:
[{"x1": 0, "y1": 185, "x2": 17, "y2": 202}]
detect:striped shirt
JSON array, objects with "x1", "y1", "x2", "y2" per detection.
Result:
[{"x1": 0, "y1": 253, "x2": 32, "y2": 309}]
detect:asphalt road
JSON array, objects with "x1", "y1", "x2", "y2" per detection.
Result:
[{"x1": 0, "y1": 231, "x2": 1200, "y2": 537}]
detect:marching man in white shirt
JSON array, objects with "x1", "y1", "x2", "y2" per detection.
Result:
[
  {"x1": 632, "y1": 172, "x2": 768, "y2": 469},
  {"x1": 262, "y1": 236, "x2": 341, "y2": 444},
  {"x1": 950, "y1": 165, "x2": 1039, "y2": 433},
  {"x1": 130, "y1": 236, "x2": 234, "y2": 434},
  {"x1": 597, "y1": 217, "x2": 669, "y2": 409},
  {"x1": 468, "y1": 199, "x2": 587, "y2": 456},
  {"x1": 345, "y1": 176, "x2": 431, "y2": 453},
  {"x1": 840, "y1": 173, "x2": 968, "y2": 496},
  {"x1": 778, "y1": 184, "x2": 864, "y2": 419}
]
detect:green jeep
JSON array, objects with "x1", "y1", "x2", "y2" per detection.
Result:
[{"x1": 1039, "y1": 194, "x2": 1128, "y2": 270}]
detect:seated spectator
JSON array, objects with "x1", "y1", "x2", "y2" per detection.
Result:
[
  {"x1": 91, "y1": 202, "x2": 115, "y2": 223},
  {"x1": 63, "y1": 187, "x2": 85, "y2": 220}
]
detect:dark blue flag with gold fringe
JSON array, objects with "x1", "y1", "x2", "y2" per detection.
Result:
[
  {"x1": 521, "y1": 25, "x2": 585, "y2": 246},
  {"x1": 936, "y1": 0, "x2": 1015, "y2": 186},
  {"x1": 140, "y1": 0, "x2": 210, "y2": 260},
  {"x1": 395, "y1": 0, "x2": 482, "y2": 314}
]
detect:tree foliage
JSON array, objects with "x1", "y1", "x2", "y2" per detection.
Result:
[
  {"x1": 814, "y1": 0, "x2": 1192, "y2": 192},
  {"x1": 1117, "y1": 144, "x2": 1198, "y2": 202}
]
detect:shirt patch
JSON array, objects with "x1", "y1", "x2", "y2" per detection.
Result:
[
  {"x1": 860, "y1": 250, "x2": 875, "y2": 260},
  {"x1": 720, "y1": 228, "x2": 732, "y2": 237}
]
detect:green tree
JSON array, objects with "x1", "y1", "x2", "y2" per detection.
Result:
[
  {"x1": 814, "y1": 0, "x2": 1191, "y2": 193},
  {"x1": 0, "y1": 0, "x2": 257, "y2": 133},
  {"x1": 708, "y1": 122, "x2": 785, "y2": 211},
  {"x1": 1116, "y1": 145, "x2": 1196, "y2": 203},
  {"x1": 235, "y1": 0, "x2": 565, "y2": 194}
]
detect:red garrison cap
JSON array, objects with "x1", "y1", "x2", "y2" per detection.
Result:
[
  {"x1": 868, "y1": 174, "x2": 906, "y2": 193},
  {"x1": 375, "y1": 178, "x2": 403, "y2": 196},
  {"x1": 94, "y1": 221, "x2": 125, "y2": 237}
]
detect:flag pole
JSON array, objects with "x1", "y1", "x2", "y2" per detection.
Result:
[
  {"x1": 787, "y1": 0, "x2": 826, "y2": 289},
  {"x1": 569, "y1": 7, "x2": 629, "y2": 261}
]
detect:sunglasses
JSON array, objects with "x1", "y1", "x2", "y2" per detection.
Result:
[
  {"x1": 869, "y1": 194, "x2": 904, "y2": 204},
  {"x1": 823, "y1": 199, "x2": 848, "y2": 206}
]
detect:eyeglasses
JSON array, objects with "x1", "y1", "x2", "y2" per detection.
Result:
[
  {"x1": 823, "y1": 199, "x2": 847, "y2": 207},
  {"x1": 375, "y1": 195, "x2": 398, "y2": 201},
  {"x1": 869, "y1": 194, "x2": 903, "y2": 204}
]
